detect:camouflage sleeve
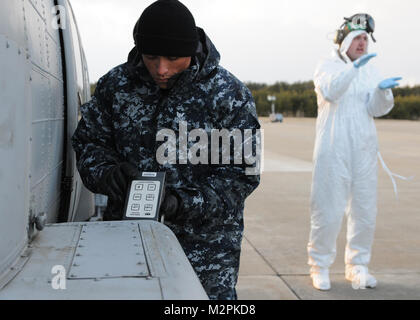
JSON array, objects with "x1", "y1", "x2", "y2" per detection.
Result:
[
  {"x1": 173, "y1": 99, "x2": 261, "y2": 223},
  {"x1": 71, "y1": 75, "x2": 123, "y2": 194}
]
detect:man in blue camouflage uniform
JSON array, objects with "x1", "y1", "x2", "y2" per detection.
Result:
[{"x1": 72, "y1": 0, "x2": 260, "y2": 300}]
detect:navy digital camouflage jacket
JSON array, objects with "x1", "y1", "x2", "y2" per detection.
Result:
[{"x1": 72, "y1": 28, "x2": 260, "y2": 300}]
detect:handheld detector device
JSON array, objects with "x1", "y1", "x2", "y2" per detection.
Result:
[{"x1": 123, "y1": 172, "x2": 166, "y2": 221}]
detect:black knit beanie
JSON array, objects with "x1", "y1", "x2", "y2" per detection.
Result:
[{"x1": 133, "y1": 0, "x2": 199, "y2": 57}]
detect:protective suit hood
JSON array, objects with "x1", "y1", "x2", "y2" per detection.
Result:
[{"x1": 337, "y1": 30, "x2": 369, "y2": 63}]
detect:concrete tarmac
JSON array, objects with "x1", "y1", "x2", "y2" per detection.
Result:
[{"x1": 237, "y1": 117, "x2": 420, "y2": 300}]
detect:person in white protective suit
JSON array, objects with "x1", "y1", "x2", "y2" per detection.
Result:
[{"x1": 307, "y1": 13, "x2": 402, "y2": 291}]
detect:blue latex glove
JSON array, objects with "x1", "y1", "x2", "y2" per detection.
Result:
[
  {"x1": 353, "y1": 53, "x2": 377, "y2": 68},
  {"x1": 379, "y1": 77, "x2": 403, "y2": 90}
]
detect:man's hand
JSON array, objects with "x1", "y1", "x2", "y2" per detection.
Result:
[
  {"x1": 379, "y1": 77, "x2": 403, "y2": 90},
  {"x1": 100, "y1": 162, "x2": 140, "y2": 203},
  {"x1": 353, "y1": 53, "x2": 377, "y2": 69},
  {"x1": 160, "y1": 189, "x2": 180, "y2": 219}
]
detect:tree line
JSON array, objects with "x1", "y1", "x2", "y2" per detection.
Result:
[
  {"x1": 90, "y1": 81, "x2": 420, "y2": 120},
  {"x1": 246, "y1": 81, "x2": 420, "y2": 120}
]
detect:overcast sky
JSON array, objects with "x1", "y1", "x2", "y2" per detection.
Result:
[{"x1": 70, "y1": 0, "x2": 420, "y2": 86}]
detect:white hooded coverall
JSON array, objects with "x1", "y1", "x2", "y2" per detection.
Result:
[{"x1": 307, "y1": 31, "x2": 395, "y2": 269}]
